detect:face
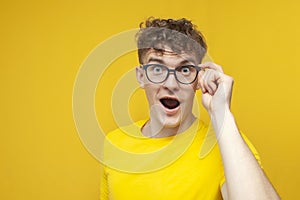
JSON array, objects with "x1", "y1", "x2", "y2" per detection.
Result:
[{"x1": 136, "y1": 49, "x2": 201, "y2": 130}]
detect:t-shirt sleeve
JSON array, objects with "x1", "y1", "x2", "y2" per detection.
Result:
[
  {"x1": 100, "y1": 165, "x2": 109, "y2": 200},
  {"x1": 219, "y1": 132, "x2": 262, "y2": 187}
]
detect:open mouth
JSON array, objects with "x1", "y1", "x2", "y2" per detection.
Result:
[{"x1": 160, "y1": 97, "x2": 180, "y2": 110}]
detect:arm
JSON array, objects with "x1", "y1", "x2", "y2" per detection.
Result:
[{"x1": 198, "y1": 62, "x2": 280, "y2": 200}]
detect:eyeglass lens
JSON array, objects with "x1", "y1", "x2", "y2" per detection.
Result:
[{"x1": 145, "y1": 64, "x2": 198, "y2": 84}]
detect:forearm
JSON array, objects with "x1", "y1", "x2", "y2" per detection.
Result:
[{"x1": 210, "y1": 107, "x2": 280, "y2": 200}]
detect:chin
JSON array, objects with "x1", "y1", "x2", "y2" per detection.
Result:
[
  {"x1": 149, "y1": 102, "x2": 185, "y2": 130},
  {"x1": 160, "y1": 115, "x2": 181, "y2": 129}
]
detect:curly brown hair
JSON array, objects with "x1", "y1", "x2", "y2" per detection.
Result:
[{"x1": 136, "y1": 17, "x2": 207, "y2": 64}]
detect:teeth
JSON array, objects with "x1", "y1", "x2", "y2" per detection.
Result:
[{"x1": 160, "y1": 98, "x2": 180, "y2": 109}]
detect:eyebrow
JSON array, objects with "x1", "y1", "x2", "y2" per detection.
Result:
[
  {"x1": 147, "y1": 57, "x2": 196, "y2": 66},
  {"x1": 148, "y1": 57, "x2": 166, "y2": 64}
]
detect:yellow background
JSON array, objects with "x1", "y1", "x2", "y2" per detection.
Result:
[{"x1": 1, "y1": 0, "x2": 299, "y2": 199}]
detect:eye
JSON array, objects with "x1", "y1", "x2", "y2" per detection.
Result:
[
  {"x1": 153, "y1": 66, "x2": 163, "y2": 74},
  {"x1": 180, "y1": 66, "x2": 191, "y2": 75}
]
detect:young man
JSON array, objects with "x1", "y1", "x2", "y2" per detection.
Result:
[{"x1": 100, "y1": 17, "x2": 280, "y2": 199}]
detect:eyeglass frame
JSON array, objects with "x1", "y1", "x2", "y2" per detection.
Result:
[{"x1": 141, "y1": 63, "x2": 201, "y2": 84}]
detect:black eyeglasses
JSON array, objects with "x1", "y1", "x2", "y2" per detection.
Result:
[{"x1": 141, "y1": 64, "x2": 201, "y2": 84}]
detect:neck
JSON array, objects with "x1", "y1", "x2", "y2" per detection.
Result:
[{"x1": 142, "y1": 114, "x2": 196, "y2": 138}]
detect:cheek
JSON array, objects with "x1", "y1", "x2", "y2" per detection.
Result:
[
  {"x1": 191, "y1": 80, "x2": 199, "y2": 91},
  {"x1": 180, "y1": 85, "x2": 197, "y2": 98},
  {"x1": 144, "y1": 84, "x2": 160, "y2": 103},
  {"x1": 185, "y1": 91, "x2": 196, "y2": 101}
]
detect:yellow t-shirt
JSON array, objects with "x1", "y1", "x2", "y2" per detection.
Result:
[{"x1": 100, "y1": 119, "x2": 261, "y2": 200}]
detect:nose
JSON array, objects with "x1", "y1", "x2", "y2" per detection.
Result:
[{"x1": 162, "y1": 72, "x2": 179, "y2": 91}]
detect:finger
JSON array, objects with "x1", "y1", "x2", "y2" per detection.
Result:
[
  {"x1": 199, "y1": 62, "x2": 223, "y2": 72},
  {"x1": 202, "y1": 70, "x2": 213, "y2": 95},
  {"x1": 202, "y1": 69, "x2": 220, "y2": 95},
  {"x1": 199, "y1": 62, "x2": 224, "y2": 73},
  {"x1": 206, "y1": 70, "x2": 217, "y2": 95},
  {"x1": 207, "y1": 78, "x2": 217, "y2": 95},
  {"x1": 198, "y1": 69, "x2": 207, "y2": 93}
]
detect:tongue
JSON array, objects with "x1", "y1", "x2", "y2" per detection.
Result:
[{"x1": 160, "y1": 98, "x2": 180, "y2": 109}]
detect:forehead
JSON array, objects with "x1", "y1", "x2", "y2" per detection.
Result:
[{"x1": 143, "y1": 49, "x2": 197, "y2": 65}]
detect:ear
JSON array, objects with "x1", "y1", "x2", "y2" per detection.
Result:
[
  {"x1": 136, "y1": 67, "x2": 145, "y2": 88},
  {"x1": 195, "y1": 74, "x2": 201, "y2": 90},
  {"x1": 196, "y1": 81, "x2": 201, "y2": 90},
  {"x1": 195, "y1": 69, "x2": 204, "y2": 90}
]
